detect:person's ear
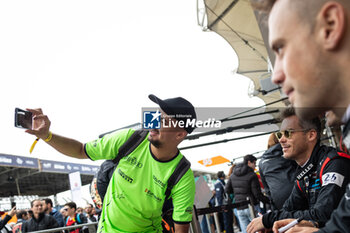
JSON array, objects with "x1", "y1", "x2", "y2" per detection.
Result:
[
  {"x1": 176, "y1": 130, "x2": 187, "y2": 141},
  {"x1": 308, "y1": 129, "x2": 318, "y2": 142},
  {"x1": 317, "y1": 2, "x2": 346, "y2": 50}
]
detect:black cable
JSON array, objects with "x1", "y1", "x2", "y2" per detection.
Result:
[
  {"x1": 220, "y1": 97, "x2": 287, "y2": 122},
  {"x1": 221, "y1": 109, "x2": 279, "y2": 123},
  {"x1": 180, "y1": 131, "x2": 277, "y2": 150},
  {"x1": 186, "y1": 118, "x2": 279, "y2": 140}
]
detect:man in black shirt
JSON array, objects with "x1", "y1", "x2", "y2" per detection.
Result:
[
  {"x1": 226, "y1": 154, "x2": 269, "y2": 233},
  {"x1": 84, "y1": 204, "x2": 97, "y2": 230},
  {"x1": 247, "y1": 108, "x2": 350, "y2": 233},
  {"x1": 22, "y1": 199, "x2": 58, "y2": 233}
]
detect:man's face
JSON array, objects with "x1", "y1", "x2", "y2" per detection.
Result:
[
  {"x1": 31, "y1": 200, "x2": 43, "y2": 215},
  {"x1": 22, "y1": 213, "x2": 28, "y2": 220},
  {"x1": 148, "y1": 112, "x2": 186, "y2": 148},
  {"x1": 76, "y1": 208, "x2": 83, "y2": 214},
  {"x1": 64, "y1": 205, "x2": 75, "y2": 217},
  {"x1": 247, "y1": 160, "x2": 256, "y2": 170},
  {"x1": 84, "y1": 205, "x2": 92, "y2": 215},
  {"x1": 269, "y1": 0, "x2": 337, "y2": 119},
  {"x1": 279, "y1": 115, "x2": 309, "y2": 160},
  {"x1": 41, "y1": 201, "x2": 48, "y2": 212},
  {"x1": 60, "y1": 208, "x2": 67, "y2": 217}
]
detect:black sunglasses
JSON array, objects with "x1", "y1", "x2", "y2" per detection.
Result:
[{"x1": 275, "y1": 129, "x2": 309, "y2": 140}]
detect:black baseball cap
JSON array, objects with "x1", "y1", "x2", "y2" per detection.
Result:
[{"x1": 148, "y1": 94, "x2": 197, "y2": 134}]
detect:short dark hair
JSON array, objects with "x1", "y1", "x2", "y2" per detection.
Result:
[
  {"x1": 251, "y1": 0, "x2": 338, "y2": 32},
  {"x1": 217, "y1": 171, "x2": 225, "y2": 179},
  {"x1": 16, "y1": 210, "x2": 27, "y2": 219},
  {"x1": 27, "y1": 210, "x2": 33, "y2": 217},
  {"x1": 42, "y1": 198, "x2": 53, "y2": 206},
  {"x1": 243, "y1": 154, "x2": 257, "y2": 164},
  {"x1": 280, "y1": 107, "x2": 321, "y2": 140},
  {"x1": 30, "y1": 199, "x2": 41, "y2": 208},
  {"x1": 64, "y1": 202, "x2": 77, "y2": 210}
]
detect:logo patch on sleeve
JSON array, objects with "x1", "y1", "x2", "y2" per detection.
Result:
[
  {"x1": 322, "y1": 172, "x2": 344, "y2": 187},
  {"x1": 185, "y1": 207, "x2": 193, "y2": 214}
]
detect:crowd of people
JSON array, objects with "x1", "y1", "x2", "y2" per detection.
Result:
[
  {"x1": 201, "y1": 108, "x2": 350, "y2": 233},
  {"x1": 0, "y1": 199, "x2": 100, "y2": 233},
  {"x1": 203, "y1": 0, "x2": 350, "y2": 232}
]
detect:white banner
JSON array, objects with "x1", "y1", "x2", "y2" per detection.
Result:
[
  {"x1": 69, "y1": 171, "x2": 82, "y2": 206},
  {"x1": 194, "y1": 176, "x2": 213, "y2": 223}
]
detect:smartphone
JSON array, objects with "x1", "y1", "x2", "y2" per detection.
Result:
[
  {"x1": 15, "y1": 108, "x2": 33, "y2": 129},
  {"x1": 11, "y1": 202, "x2": 16, "y2": 208}
]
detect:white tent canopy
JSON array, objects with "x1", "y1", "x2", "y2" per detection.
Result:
[{"x1": 198, "y1": 0, "x2": 286, "y2": 109}]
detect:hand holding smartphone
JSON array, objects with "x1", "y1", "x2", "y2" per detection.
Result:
[
  {"x1": 15, "y1": 108, "x2": 33, "y2": 129},
  {"x1": 14, "y1": 108, "x2": 52, "y2": 153}
]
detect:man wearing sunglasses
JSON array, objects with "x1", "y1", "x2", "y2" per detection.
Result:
[
  {"x1": 63, "y1": 202, "x2": 88, "y2": 233},
  {"x1": 247, "y1": 107, "x2": 350, "y2": 233}
]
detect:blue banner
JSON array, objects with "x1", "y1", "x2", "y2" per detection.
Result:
[
  {"x1": 40, "y1": 159, "x2": 99, "y2": 175},
  {"x1": 0, "y1": 153, "x2": 99, "y2": 175},
  {"x1": 0, "y1": 154, "x2": 38, "y2": 169}
]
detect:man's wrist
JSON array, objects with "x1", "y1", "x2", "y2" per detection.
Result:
[
  {"x1": 262, "y1": 212, "x2": 272, "y2": 228},
  {"x1": 44, "y1": 131, "x2": 53, "y2": 142}
]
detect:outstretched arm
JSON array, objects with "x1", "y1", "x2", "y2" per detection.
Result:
[{"x1": 25, "y1": 108, "x2": 87, "y2": 159}]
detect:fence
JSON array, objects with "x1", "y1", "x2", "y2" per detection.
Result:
[
  {"x1": 24, "y1": 200, "x2": 255, "y2": 233},
  {"x1": 190, "y1": 200, "x2": 255, "y2": 233},
  {"x1": 26, "y1": 222, "x2": 98, "y2": 233}
]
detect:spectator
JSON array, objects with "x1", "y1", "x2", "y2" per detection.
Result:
[
  {"x1": 42, "y1": 198, "x2": 65, "y2": 227},
  {"x1": 15, "y1": 210, "x2": 28, "y2": 224},
  {"x1": 12, "y1": 209, "x2": 28, "y2": 233},
  {"x1": 84, "y1": 204, "x2": 97, "y2": 230},
  {"x1": 76, "y1": 207, "x2": 83, "y2": 215},
  {"x1": 60, "y1": 208, "x2": 67, "y2": 221},
  {"x1": 25, "y1": 94, "x2": 196, "y2": 233},
  {"x1": 214, "y1": 171, "x2": 233, "y2": 233},
  {"x1": 21, "y1": 199, "x2": 58, "y2": 232},
  {"x1": 325, "y1": 111, "x2": 348, "y2": 153},
  {"x1": 0, "y1": 207, "x2": 16, "y2": 231},
  {"x1": 91, "y1": 207, "x2": 100, "y2": 222},
  {"x1": 247, "y1": 107, "x2": 350, "y2": 233},
  {"x1": 16, "y1": 210, "x2": 28, "y2": 223},
  {"x1": 26, "y1": 210, "x2": 33, "y2": 220},
  {"x1": 225, "y1": 155, "x2": 269, "y2": 233},
  {"x1": 84, "y1": 204, "x2": 96, "y2": 222},
  {"x1": 259, "y1": 133, "x2": 297, "y2": 210},
  {"x1": 63, "y1": 202, "x2": 88, "y2": 233},
  {"x1": 227, "y1": 164, "x2": 241, "y2": 232}
]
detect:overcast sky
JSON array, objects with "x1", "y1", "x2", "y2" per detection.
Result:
[{"x1": 0, "y1": 0, "x2": 275, "y2": 175}]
